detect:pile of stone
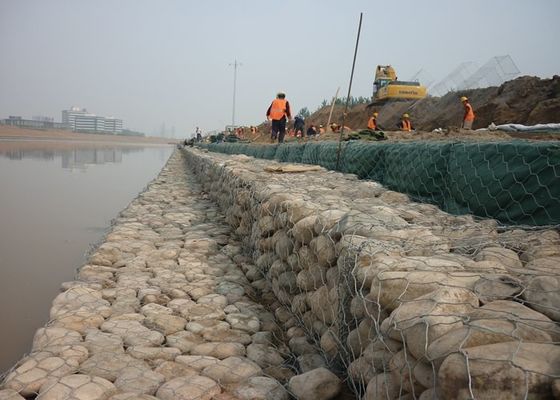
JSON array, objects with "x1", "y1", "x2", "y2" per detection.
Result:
[
  {"x1": 185, "y1": 148, "x2": 560, "y2": 400},
  {"x1": 1, "y1": 151, "x2": 301, "y2": 400}
]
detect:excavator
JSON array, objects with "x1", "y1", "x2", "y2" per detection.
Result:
[{"x1": 369, "y1": 65, "x2": 427, "y2": 105}]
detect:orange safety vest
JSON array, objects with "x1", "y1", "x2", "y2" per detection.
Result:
[
  {"x1": 402, "y1": 119, "x2": 412, "y2": 131},
  {"x1": 268, "y1": 98, "x2": 287, "y2": 120},
  {"x1": 464, "y1": 103, "x2": 475, "y2": 121},
  {"x1": 368, "y1": 117, "x2": 377, "y2": 130}
]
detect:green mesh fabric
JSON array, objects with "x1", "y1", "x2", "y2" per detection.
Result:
[{"x1": 196, "y1": 140, "x2": 560, "y2": 226}]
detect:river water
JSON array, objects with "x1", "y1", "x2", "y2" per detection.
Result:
[{"x1": 0, "y1": 140, "x2": 174, "y2": 374}]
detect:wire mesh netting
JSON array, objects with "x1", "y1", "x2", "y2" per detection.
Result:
[
  {"x1": 183, "y1": 147, "x2": 560, "y2": 399},
  {"x1": 197, "y1": 140, "x2": 560, "y2": 226}
]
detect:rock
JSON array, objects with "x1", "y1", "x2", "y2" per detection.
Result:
[
  {"x1": 156, "y1": 376, "x2": 221, "y2": 400},
  {"x1": 297, "y1": 353, "x2": 326, "y2": 373},
  {"x1": 387, "y1": 286, "x2": 479, "y2": 359},
  {"x1": 347, "y1": 356, "x2": 377, "y2": 385},
  {"x1": 3, "y1": 355, "x2": 79, "y2": 396},
  {"x1": 523, "y1": 275, "x2": 560, "y2": 322},
  {"x1": 126, "y1": 346, "x2": 181, "y2": 361},
  {"x1": 84, "y1": 330, "x2": 124, "y2": 354},
  {"x1": 101, "y1": 319, "x2": 164, "y2": 347},
  {"x1": 144, "y1": 313, "x2": 186, "y2": 336},
  {"x1": 472, "y1": 274, "x2": 523, "y2": 303},
  {"x1": 246, "y1": 344, "x2": 284, "y2": 368},
  {"x1": 413, "y1": 362, "x2": 435, "y2": 391},
  {"x1": 389, "y1": 350, "x2": 422, "y2": 394},
  {"x1": 80, "y1": 352, "x2": 149, "y2": 381},
  {"x1": 427, "y1": 318, "x2": 553, "y2": 366},
  {"x1": 186, "y1": 319, "x2": 230, "y2": 335},
  {"x1": 363, "y1": 373, "x2": 400, "y2": 400},
  {"x1": 475, "y1": 247, "x2": 522, "y2": 269},
  {"x1": 439, "y1": 342, "x2": 560, "y2": 399},
  {"x1": 175, "y1": 355, "x2": 220, "y2": 371},
  {"x1": 166, "y1": 331, "x2": 204, "y2": 353},
  {"x1": 181, "y1": 304, "x2": 226, "y2": 321},
  {"x1": 201, "y1": 356, "x2": 262, "y2": 384},
  {"x1": 32, "y1": 327, "x2": 83, "y2": 351},
  {"x1": 469, "y1": 300, "x2": 559, "y2": 338},
  {"x1": 288, "y1": 367, "x2": 342, "y2": 400},
  {"x1": 292, "y1": 216, "x2": 318, "y2": 244},
  {"x1": 233, "y1": 376, "x2": 289, "y2": 400},
  {"x1": 37, "y1": 374, "x2": 116, "y2": 400},
  {"x1": 51, "y1": 310, "x2": 106, "y2": 334},
  {"x1": 114, "y1": 367, "x2": 165, "y2": 395},
  {"x1": 190, "y1": 342, "x2": 246, "y2": 359},
  {"x1": 225, "y1": 313, "x2": 260, "y2": 334},
  {"x1": 154, "y1": 361, "x2": 198, "y2": 382},
  {"x1": 109, "y1": 393, "x2": 159, "y2": 400},
  {"x1": 0, "y1": 389, "x2": 25, "y2": 400},
  {"x1": 289, "y1": 336, "x2": 316, "y2": 356}
]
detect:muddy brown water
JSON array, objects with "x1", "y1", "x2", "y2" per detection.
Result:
[{"x1": 0, "y1": 140, "x2": 174, "y2": 374}]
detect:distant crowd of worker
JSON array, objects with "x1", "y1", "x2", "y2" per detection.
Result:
[
  {"x1": 191, "y1": 94, "x2": 476, "y2": 145},
  {"x1": 265, "y1": 91, "x2": 476, "y2": 144}
]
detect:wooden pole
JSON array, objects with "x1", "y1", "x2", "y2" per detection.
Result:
[{"x1": 326, "y1": 87, "x2": 340, "y2": 131}]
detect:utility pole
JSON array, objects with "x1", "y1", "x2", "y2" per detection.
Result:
[{"x1": 229, "y1": 59, "x2": 242, "y2": 126}]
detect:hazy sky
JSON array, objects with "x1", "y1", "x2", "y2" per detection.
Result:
[{"x1": 1, "y1": 0, "x2": 559, "y2": 137}]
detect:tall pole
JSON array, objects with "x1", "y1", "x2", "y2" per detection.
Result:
[
  {"x1": 229, "y1": 59, "x2": 242, "y2": 127},
  {"x1": 336, "y1": 13, "x2": 363, "y2": 170}
]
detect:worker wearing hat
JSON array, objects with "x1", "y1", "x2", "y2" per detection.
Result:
[
  {"x1": 266, "y1": 92, "x2": 292, "y2": 143},
  {"x1": 367, "y1": 111, "x2": 379, "y2": 130},
  {"x1": 461, "y1": 96, "x2": 475, "y2": 130},
  {"x1": 397, "y1": 113, "x2": 413, "y2": 131}
]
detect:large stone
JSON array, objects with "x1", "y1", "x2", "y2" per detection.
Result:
[
  {"x1": 387, "y1": 286, "x2": 479, "y2": 359},
  {"x1": 154, "y1": 361, "x2": 198, "y2": 382},
  {"x1": 113, "y1": 367, "x2": 165, "y2": 395},
  {"x1": 190, "y1": 342, "x2": 246, "y2": 359},
  {"x1": 246, "y1": 344, "x2": 284, "y2": 368},
  {"x1": 80, "y1": 352, "x2": 149, "y2": 381},
  {"x1": 32, "y1": 327, "x2": 83, "y2": 351},
  {"x1": 288, "y1": 367, "x2": 342, "y2": 400},
  {"x1": 166, "y1": 331, "x2": 204, "y2": 353},
  {"x1": 84, "y1": 329, "x2": 124, "y2": 354},
  {"x1": 38, "y1": 374, "x2": 116, "y2": 400},
  {"x1": 156, "y1": 376, "x2": 221, "y2": 400},
  {"x1": 126, "y1": 346, "x2": 181, "y2": 361},
  {"x1": 363, "y1": 373, "x2": 401, "y2": 400},
  {"x1": 469, "y1": 300, "x2": 559, "y2": 338},
  {"x1": 175, "y1": 355, "x2": 220, "y2": 371},
  {"x1": 0, "y1": 390, "x2": 25, "y2": 400},
  {"x1": 522, "y1": 275, "x2": 560, "y2": 322},
  {"x1": 144, "y1": 313, "x2": 186, "y2": 336},
  {"x1": 101, "y1": 319, "x2": 164, "y2": 347},
  {"x1": 3, "y1": 355, "x2": 79, "y2": 396},
  {"x1": 201, "y1": 356, "x2": 261, "y2": 384},
  {"x1": 439, "y1": 342, "x2": 560, "y2": 399},
  {"x1": 225, "y1": 313, "x2": 260, "y2": 334},
  {"x1": 427, "y1": 318, "x2": 553, "y2": 366},
  {"x1": 233, "y1": 376, "x2": 289, "y2": 400}
]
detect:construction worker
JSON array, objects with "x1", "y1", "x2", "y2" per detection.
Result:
[
  {"x1": 367, "y1": 112, "x2": 379, "y2": 130},
  {"x1": 397, "y1": 113, "x2": 413, "y2": 131},
  {"x1": 266, "y1": 92, "x2": 291, "y2": 143},
  {"x1": 319, "y1": 125, "x2": 325, "y2": 134},
  {"x1": 461, "y1": 96, "x2": 475, "y2": 130}
]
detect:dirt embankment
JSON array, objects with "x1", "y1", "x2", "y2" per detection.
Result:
[
  {"x1": 0, "y1": 126, "x2": 178, "y2": 145},
  {"x1": 306, "y1": 75, "x2": 560, "y2": 132}
]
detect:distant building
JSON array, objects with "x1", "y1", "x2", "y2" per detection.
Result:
[
  {"x1": 1, "y1": 115, "x2": 66, "y2": 129},
  {"x1": 61, "y1": 107, "x2": 123, "y2": 133}
]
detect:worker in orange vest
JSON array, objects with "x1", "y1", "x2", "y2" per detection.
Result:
[
  {"x1": 397, "y1": 113, "x2": 413, "y2": 131},
  {"x1": 367, "y1": 112, "x2": 379, "y2": 130},
  {"x1": 461, "y1": 96, "x2": 475, "y2": 130},
  {"x1": 266, "y1": 92, "x2": 291, "y2": 143}
]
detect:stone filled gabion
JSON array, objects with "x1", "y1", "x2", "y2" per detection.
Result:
[
  {"x1": 184, "y1": 147, "x2": 560, "y2": 400},
  {"x1": 1, "y1": 150, "x2": 293, "y2": 400},
  {"x1": 2, "y1": 147, "x2": 559, "y2": 400}
]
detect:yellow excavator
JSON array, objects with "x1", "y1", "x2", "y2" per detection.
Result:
[{"x1": 370, "y1": 65, "x2": 427, "y2": 105}]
